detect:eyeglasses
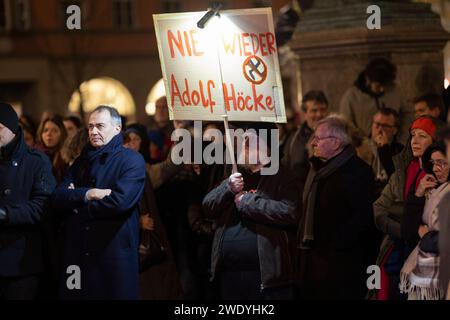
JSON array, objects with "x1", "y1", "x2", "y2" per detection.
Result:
[
  {"x1": 373, "y1": 122, "x2": 395, "y2": 130},
  {"x1": 430, "y1": 159, "x2": 449, "y2": 168},
  {"x1": 311, "y1": 135, "x2": 336, "y2": 142}
]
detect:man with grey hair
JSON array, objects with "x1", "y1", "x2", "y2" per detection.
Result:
[
  {"x1": 296, "y1": 115, "x2": 374, "y2": 299},
  {"x1": 53, "y1": 105, "x2": 146, "y2": 299}
]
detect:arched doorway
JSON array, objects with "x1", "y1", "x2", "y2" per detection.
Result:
[
  {"x1": 145, "y1": 78, "x2": 166, "y2": 116},
  {"x1": 68, "y1": 77, "x2": 136, "y2": 119}
]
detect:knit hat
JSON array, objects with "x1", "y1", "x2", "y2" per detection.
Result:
[
  {"x1": 0, "y1": 102, "x2": 19, "y2": 134},
  {"x1": 411, "y1": 117, "x2": 437, "y2": 139}
]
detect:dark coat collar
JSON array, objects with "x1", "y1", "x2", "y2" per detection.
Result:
[
  {"x1": 80, "y1": 132, "x2": 123, "y2": 162},
  {"x1": 0, "y1": 128, "x2": 25, "y2": 161}
]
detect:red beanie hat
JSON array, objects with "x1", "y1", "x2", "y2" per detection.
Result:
[{"x1": 411, "y1": 117, "x2": 437, "y2": 139}]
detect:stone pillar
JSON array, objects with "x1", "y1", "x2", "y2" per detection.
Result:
[
  {"x1": 427, "y1": 0, "x2": 450, "y2": 88},
  {"x1": 429, "y1": 0, "x2": 450, "y2": 32}
]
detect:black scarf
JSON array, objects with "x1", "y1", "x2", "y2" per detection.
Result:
[
  {"x1": 298, "y1": 144, "x2": 356, "y2": 249},
  {"x1": 81, "y1": 133, "x2": 123, "y2": 162},
  {"x1": 74, "y1": 133, "x2": 123, "y2": 184}
]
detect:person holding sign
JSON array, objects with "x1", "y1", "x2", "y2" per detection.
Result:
[{"x1": 202, "y1": 123, "x2": 299, "y2": 300}]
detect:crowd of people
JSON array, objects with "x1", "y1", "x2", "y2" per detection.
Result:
[{"x1": 1, "y1": 57, "x2": 450, "y2": 300}]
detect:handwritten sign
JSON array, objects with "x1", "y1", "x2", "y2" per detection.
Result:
[{"x1": 153, "y1": 8, "x2": 286, "y2": 123}]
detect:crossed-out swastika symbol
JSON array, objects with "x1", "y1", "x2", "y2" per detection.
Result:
[{"x1": 243, "y1": 55, "x2": 267, "y2": 85}]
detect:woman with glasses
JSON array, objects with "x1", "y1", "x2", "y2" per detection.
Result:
[
  {"x1": 399, "y1": 142, "x2": 450, "y2": 299},
  {"x1": 372, "y1": 115, "x2": 443, "y2": 300}
]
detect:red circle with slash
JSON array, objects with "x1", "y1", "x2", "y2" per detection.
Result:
[{"x1": 243, "y1": 55, "x2": 268, "y2": 85}]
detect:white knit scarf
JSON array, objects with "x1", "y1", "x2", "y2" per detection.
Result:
[{"x1": 400, "y1": 182, "x2": 450, "y2": 300}]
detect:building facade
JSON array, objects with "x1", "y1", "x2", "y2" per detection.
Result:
[{"x1": 0, "y1": 0, "x2": 285, "y2": 124}]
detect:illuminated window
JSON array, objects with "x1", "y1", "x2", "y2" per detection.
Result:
[
  {"x1": 145, "y1": 78, "x2": 166, "y2": 115},
  {"x1": 68, "y1": 77, "x2": 136, "y2": 117}
]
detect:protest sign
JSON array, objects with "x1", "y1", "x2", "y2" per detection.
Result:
[{"x1": 153, "y1": 8, "x2": 286, "y2": 123}]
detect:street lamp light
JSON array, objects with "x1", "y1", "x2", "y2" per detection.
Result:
[{"x1": 197, "y1": 4, "x2": 222, "y2": 29}]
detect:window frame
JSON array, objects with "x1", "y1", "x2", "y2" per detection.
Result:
[
  {"x1": 111, "y1": 0, "x2": 137, "y2": 30},
  {"x1": 12, "y1": 0, "x2": 31, "y2": 31},
  {"x1": 0, "y1": 0, "x2": 12, "y2": 32},
  {"x1": 59, "y1": 0, "x2": 87, "y2": 30}
]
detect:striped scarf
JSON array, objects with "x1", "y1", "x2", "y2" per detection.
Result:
[{"x1": 400, "y1": 182, "x2": 450, "y2": 300}]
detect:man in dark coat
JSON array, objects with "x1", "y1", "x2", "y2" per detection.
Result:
[
  {"x1": 203, "y1": 123, "x2": 299, "y2": 300},
  {"x1": 0, "y1": 102, "x2": 56, "y2": 299},
  {"x1": 53, "y1": 106, "x2": 146, "y2": 300},
  {"x1": 297, "y1": 115, "x2": 374, "y2": 299},
  {"x1": 282, "y1": 91, "x2": 329, "y2": 246}
]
